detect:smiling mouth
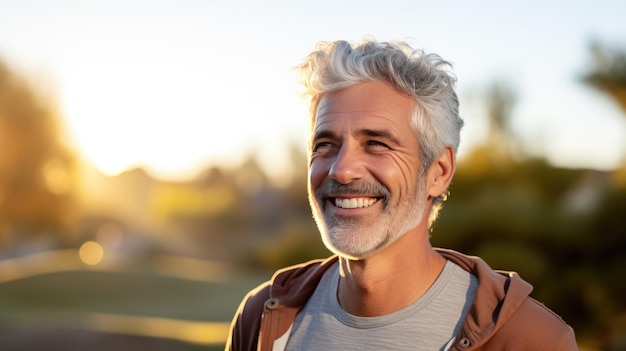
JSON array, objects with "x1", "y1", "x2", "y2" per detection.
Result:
[{"x1": 333, "y1": 197, "x2": 379, "y2": 209}]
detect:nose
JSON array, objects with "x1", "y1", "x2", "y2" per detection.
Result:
[{"x1": 328, "y1": 144, "x2": 366, "y2": 184}]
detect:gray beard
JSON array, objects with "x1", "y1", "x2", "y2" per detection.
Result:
[{"x1": 311, "y1": 179, "x2": 426, "y2": 260}]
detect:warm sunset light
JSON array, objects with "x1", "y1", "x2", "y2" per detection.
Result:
[
  {"x1": 1, "y1": 3, "x2": 623, "y2": 182},
  {"x1": 79, "y1": 241, "x2": 104, "y2": 266},
  {"x1": 48, "y1": 16, "x2": 307, "y2": 181},
  {"x1": 0, "y1": 3, "x2": 624, "y2": 350}
]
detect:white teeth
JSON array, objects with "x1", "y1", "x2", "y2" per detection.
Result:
[{"x1": 335, "y1": 197, "x2": 377, "y2": 209}]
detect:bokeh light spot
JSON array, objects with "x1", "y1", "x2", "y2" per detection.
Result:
[{"x1": 79, "y1": 241, "x2": 104, "y2": 266}]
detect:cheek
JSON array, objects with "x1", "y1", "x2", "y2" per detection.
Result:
[
  {"x1": 372, "y1": 156, "x2": 420, "y2": 195},
  {"x1": 308, "y1": 158, "x2": 329, "y2": 191}
]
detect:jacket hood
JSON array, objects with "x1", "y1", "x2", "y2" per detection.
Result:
[{"x1": 437, "y1": 248, "x2": 535, "y2": 347}]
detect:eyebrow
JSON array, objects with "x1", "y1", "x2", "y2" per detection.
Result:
[
  {"x1": 312, "y1": 128, "x2": 402, "y2": 146},
  {"x1": 357, "y1": 128, "x2": 401, "y2": 146},
  {"x1": 312, "y1": 129, "x2": 336, "y2": 142}
]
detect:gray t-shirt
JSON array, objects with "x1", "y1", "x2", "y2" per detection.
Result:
[{"x1": 284, "y1": 260, "x2": 478, "y2": 351}]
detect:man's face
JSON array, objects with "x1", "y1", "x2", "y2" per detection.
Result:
[{"x1": 308, "y1": 81, "x2": 429, "y2": 260}]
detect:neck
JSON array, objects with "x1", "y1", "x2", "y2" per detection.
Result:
[{"x1": 337, "y1": 229, "x2": 445, "y2": 317}]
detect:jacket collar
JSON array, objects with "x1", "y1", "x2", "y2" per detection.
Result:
[{"x1": 269, "y1": 256, "x2": 339, "y2": 306}]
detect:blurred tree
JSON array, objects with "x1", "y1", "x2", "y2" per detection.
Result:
[
  {"x1": 583, "y1": 40, "x2": 626, "y2": 115},
  {"x1": 456, "y1": 80, "x2": 518, "y2": 178},
  {"x1": 582, "y1": 40, "x2": 626, "y2": 186},
  {"x1": 0, "y1": 59, "x2": 77, "y2": 251},
  {"x1": 485, "y1": 80, "x2": 518, "y2": 163}
]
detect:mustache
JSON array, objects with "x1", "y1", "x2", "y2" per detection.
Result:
[{"x1": 315, "y1": 180, "x2": 390, "y2": 206}]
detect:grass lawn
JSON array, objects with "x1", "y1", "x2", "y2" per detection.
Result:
[{"x1": 0, "y1": 268, "x2": 268, "y2": 350}]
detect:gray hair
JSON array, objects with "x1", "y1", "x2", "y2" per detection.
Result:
[{"x1": 296, "y1": 38, "x2": 464, "y2": 227}]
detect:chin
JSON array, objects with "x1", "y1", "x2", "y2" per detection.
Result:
[{"x1": 321, "y1": 229, "x2": 386, "y2": 261}]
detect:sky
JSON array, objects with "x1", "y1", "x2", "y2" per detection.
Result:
[{"x1": 0, "y1": 0, "x2": 625, "y2": 181}]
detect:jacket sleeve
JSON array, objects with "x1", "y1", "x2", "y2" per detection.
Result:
[{"x1": 225, "y1": 282, "x2": 271, "y2": 351}]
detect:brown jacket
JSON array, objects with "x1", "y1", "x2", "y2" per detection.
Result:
[{"x1": 226, "y1": 248, "x2": 578, "y2": 350}]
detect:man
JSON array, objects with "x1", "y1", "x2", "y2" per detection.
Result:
[{"x1": 226, "y1": 39, "x2": 577, "y2": 350}]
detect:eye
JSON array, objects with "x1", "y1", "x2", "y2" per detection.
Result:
[
  {"x1": 366, "y1": 140, "x2": 390, "y2": 149},
  {"x1": 312, "y1": 141, "x2": 334, "y2": 153}
]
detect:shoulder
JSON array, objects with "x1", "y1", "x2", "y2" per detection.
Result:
[
  {"x1": 480, "y1": 297, "x2": 578, "y2": 349},
  {"x1": 235, "y1": 257, "x2": 337, "y2": 323},
  {"x1": 436, "y1": 248, "x2": 578, "y2": 349},
  {"x1": 508, "y1": 297, "x2": 578, "y2": 349},
  {"x1": 225, "y1": 280, "x2": 271, "y2": 351},
  {"x1": 480, "y1": 267, "x2": 577, "y2": 348},
  {"x1": 226, "y1": 257, "x2": 338, "y2": 350},
  {"x1": 241, "y1": 256, "x2": 338, "y2": 309},
  {"x1": 268, "y1": 256, "x2": 339, "y2": 306}
]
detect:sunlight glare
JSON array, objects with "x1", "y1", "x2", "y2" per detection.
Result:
[{"x1": 52, "y1": 15, "x2": 306, "y2": 181}]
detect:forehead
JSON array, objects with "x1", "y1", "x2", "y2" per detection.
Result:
[{"x1": 314, "y1": 81, "x2": 416, "y2": 129}]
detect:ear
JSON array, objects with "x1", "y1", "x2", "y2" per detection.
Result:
[{"x1": 426, "y1": 146, "x2": 456, "y2": 199}]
